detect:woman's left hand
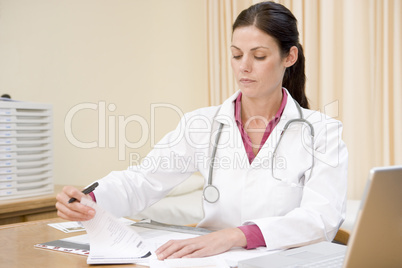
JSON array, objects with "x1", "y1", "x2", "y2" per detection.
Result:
[{"x1": 155, "y1": 227, "x2": 247, "y2": 260}]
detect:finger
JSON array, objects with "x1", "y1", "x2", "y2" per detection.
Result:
[
  {"x1": 55, "y1": 190, "x2": 95, "y2": 221},
  {"x1": 166, "y1": 231, "x2": 234, "y2": 259},
  {"x1": 155, "y1": 240, "x2": 177, "y2": 260},
  {"x1": 156, "y1": 240, "x2": 187, "y2": 260},
  {"x1": 56, "y1": 207, "x2": 91, "y2": 222},
  {"x1": 60, "y1": 186, "x2": 86, "y2": 203},
  {"x1": 157, "y1": 238, "x2": 204, "y2": 260},
  {"x1": 57, "y1": 187, "x2": 94, "y2": 211},
  {"x1": 166, "y1": 243, "x2": 199, "y2": 259},
  {"x1": 181, "y1": 247, "x2": 211, "y2": 259},
  {"x1": 57, "y1": 190, "x2": 94, "y2": 213},
  {"x1": 55, "y1": 200, "x2": 95, "y2": 221}
]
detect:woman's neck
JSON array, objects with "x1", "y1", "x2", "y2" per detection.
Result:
[{"x1": 240, "y1": 89, "x2": 283, "y2": 124}]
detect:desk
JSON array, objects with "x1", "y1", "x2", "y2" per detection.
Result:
[{"x1": 0, "y1": 218, "x2": 146, "y2": 267}]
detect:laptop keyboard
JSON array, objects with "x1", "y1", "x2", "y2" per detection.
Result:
[{"x1": 300, "y1": 255, "x2": 345, "y2": 268}]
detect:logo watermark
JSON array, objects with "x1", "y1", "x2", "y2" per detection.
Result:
[{"x1": 64, "y1": 100, "x2": 343, "y2": 169}]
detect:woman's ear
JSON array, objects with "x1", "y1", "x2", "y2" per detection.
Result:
[{"x1": 284, "y1": 46, "x2": 298, "y2": 67}]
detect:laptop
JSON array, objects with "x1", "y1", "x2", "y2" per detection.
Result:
[{"x1": 238, "y1": 165, "x2": 402, "y2": 268}]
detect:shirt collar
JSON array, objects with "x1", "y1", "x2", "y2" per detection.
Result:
[{"x1": 234, "y1": 88, "x2": 288, "y2": 125}]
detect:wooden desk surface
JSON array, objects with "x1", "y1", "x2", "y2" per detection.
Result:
[{"x1": 0, "y1": 218, "x2": 145, "y2": 267}]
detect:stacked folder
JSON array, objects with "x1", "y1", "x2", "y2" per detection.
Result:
[{"x1": 0, "y1": 101, "x2": 53, "y2": 200}]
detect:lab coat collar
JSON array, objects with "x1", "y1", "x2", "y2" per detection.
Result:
[
  {"x1": 214, "y1": 90, "x2": 241, "y2": 126},
  {"x1": 213, "y1": 88, "x2": 301, "y2": 127},
  {"x1": 276, "y1": 88, "x2": 303, "y2": 130}
]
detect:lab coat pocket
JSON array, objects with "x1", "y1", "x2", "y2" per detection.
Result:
[{"x1": 273, "y1": 183, "x2": 303, "y2": 216}]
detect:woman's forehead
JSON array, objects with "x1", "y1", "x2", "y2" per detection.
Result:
[{"x1": 232, "y1": 26, "x2": 278, "y2": 51}]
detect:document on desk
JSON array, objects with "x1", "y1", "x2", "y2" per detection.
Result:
[
  {"x1": 47, "y1": 217, "x2": 134, "y2": 233},
  {"x1": 36, "y1": 198, "x2": 279, "y2": 266},
  {"x1": 80, "y1": 198, "x2": 152, "y2": 264}
]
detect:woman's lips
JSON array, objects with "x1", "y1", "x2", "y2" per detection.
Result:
[{"x1": 240, "y1": 78, "x2": 256, "y2": 84}]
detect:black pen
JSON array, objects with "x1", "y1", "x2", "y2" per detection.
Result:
[{"x1": 68, "y1": 182, "x2": 99, "y2": 203}]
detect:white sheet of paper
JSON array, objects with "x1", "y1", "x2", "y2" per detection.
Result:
[
  {"x1": 152, "y1": 256, "x2": 231, "y2": 268},
  {"x1": 48, "y1": 218, "x2": 135, "y2": 233},
  {"x1": 48, "y1": 221, "x2": 85, "y2": 233},
  {"x1": 148, "y1": 248, "x2": 277, "y2": 268},
  {"x1": 80, "y1": 198, "x2": 153, "y2": 264}
]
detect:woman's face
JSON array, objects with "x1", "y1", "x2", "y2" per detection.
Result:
[{"x1": 231, "y1": 25, "x2": 293, "y2": 99}]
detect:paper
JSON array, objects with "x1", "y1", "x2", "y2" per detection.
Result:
[
  {"x1": 148, "y1": 247, "x2": 277, "y2": 268},
  {"x1": 48, "y1": 222, "x2": 85, "y2": 233},
  {"x1": 151, "y1": 256, "x2": 231, "y2": 268},
  {"x1": 80, "y1": 198, "x2": 152, "y2": 264},
  {"x1": 218, "y1": 246, "x2": 278, "y2": 267},
  {"x1": 47, "y1": 218, "x2": 135, "y2": 233}
]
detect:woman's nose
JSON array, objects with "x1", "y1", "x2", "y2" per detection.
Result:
[{"x1": 240, "y1": 57, "x2": 252, "y2": 73}]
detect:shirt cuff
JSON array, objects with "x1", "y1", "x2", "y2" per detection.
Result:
[
  {"x1": 89, "y1": 192, "x2": 96, "y2": 202},
  {"x1": 237, "y1": 224, "x2": 266, "y2": 249}
]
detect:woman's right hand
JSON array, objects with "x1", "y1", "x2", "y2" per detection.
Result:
[{"x1": 55, "y1": 186, "x2": 96, "y2": 221}]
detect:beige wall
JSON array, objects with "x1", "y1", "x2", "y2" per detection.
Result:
[{"x1": 0, "y1": 0, "x2": 208, "y2": 186}]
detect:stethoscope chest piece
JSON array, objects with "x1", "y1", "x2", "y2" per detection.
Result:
[{"x1": 203, "y1": 185, "x2": 220, "y2": 203}]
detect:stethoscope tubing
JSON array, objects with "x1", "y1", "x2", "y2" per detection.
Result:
[
  {"x1": 207, "y1": 123, "x2": 224, "y2": 186},
  {"x1": 203, "y1": 100, "x2": 314, "y2": 203}
]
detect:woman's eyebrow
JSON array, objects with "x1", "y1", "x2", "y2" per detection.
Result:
[
  {"x1": 251, "y1": 46, "x2": 270, "y2": 51},
  {"x1": 230, "y1": 45, "x2": 270, "y2": 51}
]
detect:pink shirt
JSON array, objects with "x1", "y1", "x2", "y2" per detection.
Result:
[
  {"x1": 89, "y1": 192, "x2": 96, "y2": 202},
  {"x1": 236, "y1": 89, "x2": 288, "y2": 249}
]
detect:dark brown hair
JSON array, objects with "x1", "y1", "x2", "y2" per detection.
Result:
[{"x1": 233, "y1": 1, "x2": 309, "y2": 108}]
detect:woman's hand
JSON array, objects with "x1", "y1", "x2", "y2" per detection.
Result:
[
  {"x1": 155, "y1": 227, "x2": 247, "y2": 260},
  {"x1": 55, "y1": 186, "x2": 96, "y2": 221}
]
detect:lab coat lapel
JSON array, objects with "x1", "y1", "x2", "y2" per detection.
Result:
[
  {"x1": 213, "y1": 90, "x2": 251, "y2": 168},
  {"x1": 214, "y1": 90, "x2": 240, "y2": 127},
  {"x1": 274, "y1": 89, "x2": 301, "y2": 134}
]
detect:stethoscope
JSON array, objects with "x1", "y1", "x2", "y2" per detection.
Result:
[{"x1": 203, "y1": 100, "x2": 315, "y2": 203}]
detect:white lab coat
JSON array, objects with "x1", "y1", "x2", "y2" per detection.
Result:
[{"x1": 94, "y1": 89, "x2": 348, "y2": 250}]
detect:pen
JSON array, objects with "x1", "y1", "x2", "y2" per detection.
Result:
[{"x1": 68, "y1": 182, "x2": 99, "y2": 203}]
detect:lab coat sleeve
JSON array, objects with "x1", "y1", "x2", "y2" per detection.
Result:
[
  {"x1": 245, "y1": 117, "x2": 348, "y2": 250},
  {"x1": 91, "y1": 112, "x2": 201, "y2": 218}
]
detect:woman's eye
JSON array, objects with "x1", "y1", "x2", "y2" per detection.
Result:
[
  {"x1": 255, "y1": 56, "x2": 266, "y2": 60},
  {"x1": 233, "y1": 55, "x2": 242, "y2": 59}
]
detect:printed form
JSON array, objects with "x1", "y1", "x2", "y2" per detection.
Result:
[{"x1": 80, "y1": 198, "x2": 152, "y2": 264}]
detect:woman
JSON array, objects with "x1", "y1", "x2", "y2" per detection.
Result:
[{"x1": 56, "y1": 1, "x2": 348, "y2": 259}]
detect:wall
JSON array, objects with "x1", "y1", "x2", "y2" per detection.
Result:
[{"x1": 0, "y1": 0, "x2": 208, "y2": 186}]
